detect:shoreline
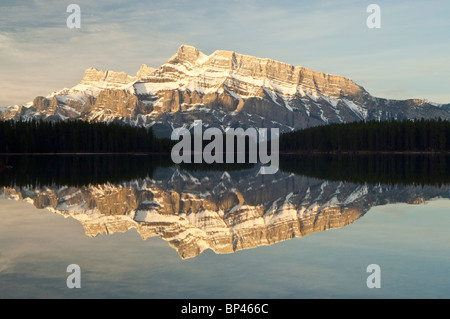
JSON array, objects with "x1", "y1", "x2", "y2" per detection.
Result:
[
  {"x1": 0, "y1": 152, "x2": 172, "y2": 155},
  {"x1": 0, "y1": 150, "x2": 449, "y2": 156},
  {"x1": 280, "y1": 151, "x2": 450, "y2": 155}
]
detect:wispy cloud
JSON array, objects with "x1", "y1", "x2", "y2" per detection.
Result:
[{"x1": 0, "y1": 0, "x2": 449, "y2": 106}]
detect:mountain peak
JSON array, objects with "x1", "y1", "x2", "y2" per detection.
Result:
[
  {"x1": 164, "y1": 45, "x2": 366, "y2": 100},
  {"x1": 169, "y1": 44, "x2": 208, "y2": 65}
]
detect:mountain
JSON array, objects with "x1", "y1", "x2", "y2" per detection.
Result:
[
  {"x1": 1, "y1": 165, "x2": 449, "y2": 259},
  {"x1": 1, "y1": 44, "x2": 450, "y2": 137}
]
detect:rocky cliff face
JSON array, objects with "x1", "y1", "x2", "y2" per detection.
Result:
[
  {"x1": 1, "y1": 45, "x2": 449, "y2": 137},
  {"x1": 80, "y1": 67, "x2": 136, "y2": 87},
  {"x1": 2, "y1": 166, "x2": 449, "y2": 259}
]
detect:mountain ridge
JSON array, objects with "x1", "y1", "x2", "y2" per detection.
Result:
[{"x1": 1, "y1": 44, "x2": 449, "y2": 137}]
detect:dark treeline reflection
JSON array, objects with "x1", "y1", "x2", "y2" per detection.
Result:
[
  {"x1": 1, "y1": 154, "x2": 450, "y2": 188},
  {"x1": 280, "y1": 154, "x2": 450, "y2": 187},
  {"x1": 0, "y1": 155, "x2": 255, "y2": 188},
  {"x1": 0, "y1": 155, "x2": 173, "y2": 188}
]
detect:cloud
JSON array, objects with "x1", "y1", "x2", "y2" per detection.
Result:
[{"x1": 0, "y1": 0, "x2": 449, "y2": 106}]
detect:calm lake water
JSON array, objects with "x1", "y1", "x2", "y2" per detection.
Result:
[{"x1": 0, "y1": 155, "x2": 449, "y2": 299}]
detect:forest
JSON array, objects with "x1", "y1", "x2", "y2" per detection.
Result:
[
  {"x1": 279, "y1": 118, "x2": 450, "y2": 153},
  {"x1": 1, "y1": 118, "x2": 450, "y2": 154},
  {"x1": 0, "y1": 119, "x2": 174, "y2": 153}
]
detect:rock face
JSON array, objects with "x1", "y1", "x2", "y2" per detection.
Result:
[
  {"x1": 2, "y1": 165, "x2": 449, "y2": 259},
  {"x1": 89, "y1": 89, "x2": 146, "y2": 118},
  {"x1": 80, "y1": 67, "x2": 136, "y2": 87},
  {"x1": 1, "y1": 44, "x2": 450, "y2": 137}
]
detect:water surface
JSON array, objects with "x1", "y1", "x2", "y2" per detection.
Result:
[{"x1": 0, "y1": 154, "x2": 449, "y2": 298}]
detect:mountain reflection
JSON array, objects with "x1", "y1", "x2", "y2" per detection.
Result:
[{"x1": 1, "y1": 154, "x2": 449, "y2": 259}]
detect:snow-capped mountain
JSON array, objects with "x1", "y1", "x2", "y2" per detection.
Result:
[{"x1": 2, "y1": 44, "x2": 450, "y2": 137}]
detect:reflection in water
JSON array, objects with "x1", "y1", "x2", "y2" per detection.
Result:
[
  {"x1": 280, "y1": 153, "x2": 450, "y2": 186},
  {"x1": 0, "y1": 155, "x2": 449, "y2": 259}
]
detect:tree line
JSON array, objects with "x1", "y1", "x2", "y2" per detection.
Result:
[
  {"x1": 280, "y1": 118, "x2": 450, "y2": 153},
  {"x1": 2, "y1": 118, "x2": 450, "y2": 154},
  {"x1": 0, "y1": 119, "x2": 174, "y2": 153}
]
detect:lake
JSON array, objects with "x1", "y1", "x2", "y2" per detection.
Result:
[{"x1": 0, "y1": 154, "x2": 449, "y2": 299}]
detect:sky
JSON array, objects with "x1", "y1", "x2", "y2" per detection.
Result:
[{"x1": 0, "y1": 0, "x2": 449, "y2": 106}]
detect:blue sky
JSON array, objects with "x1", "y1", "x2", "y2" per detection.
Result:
[{"x1": 0, "y1": 0, "x2": 449, "y2": 106}]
